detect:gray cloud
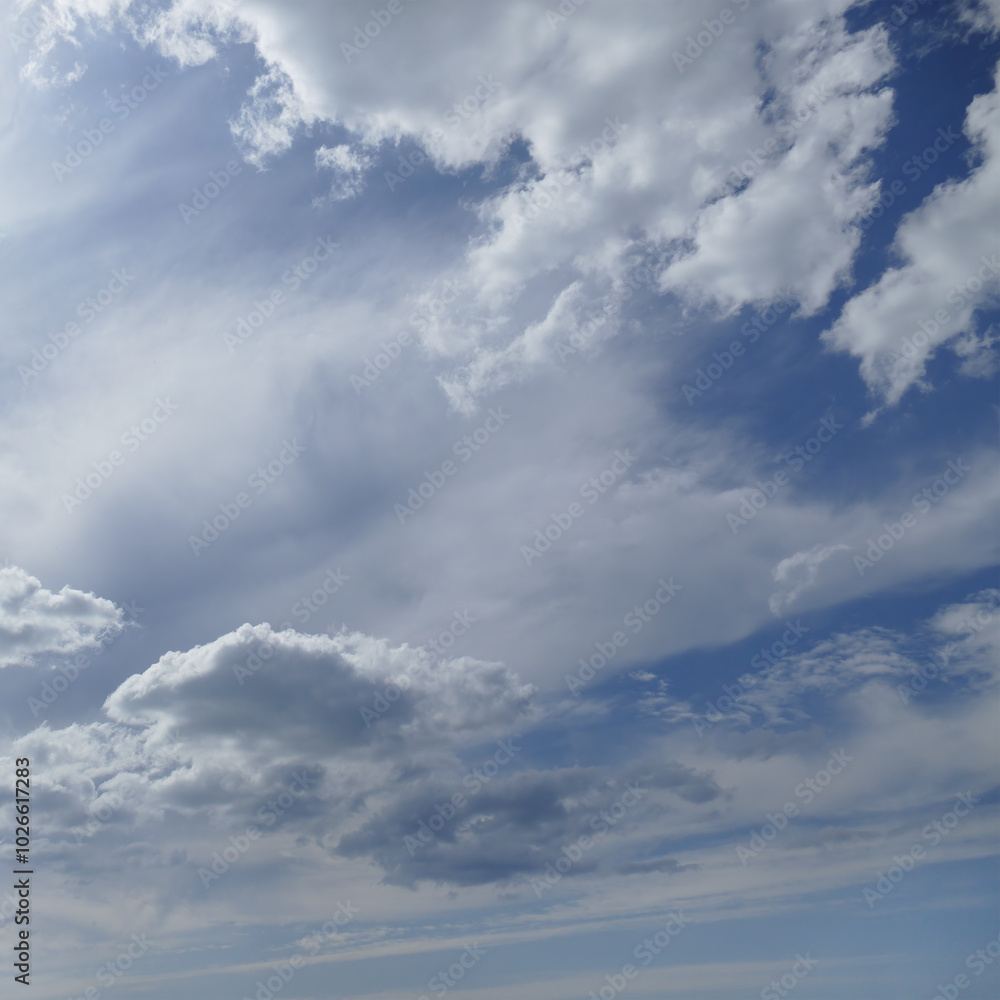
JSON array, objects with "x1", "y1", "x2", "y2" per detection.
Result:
[{"x1": 337, "y1": 761, "x2": 721, "y2": 887}]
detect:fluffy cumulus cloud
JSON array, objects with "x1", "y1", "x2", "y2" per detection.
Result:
[
  {"x1": 1, "y1": 625, "x2": 539, "y2": 916},
  {"x1": 10, "y1": 0, "x2": 903, "y2": 404},
  {"x1": 3, "y1": 582, "x2": 997, "y2": 985},
  {"x1": 6, "y1": 617, "x2": 717, "y2": 895},
  {"x1": 659, "y1": 14, "x2": 896, "y2": 316},
  {"x1": 16, "y1": 625, "x2": 509, "y2": 793},
  {"x1": 0, "y1": 564, "x2": 125, "y2": 668},
  {"x1": 824, "y1": 58, "x2": 1000, "y2": 411},
  {"x1": 103, "y1": 623, "x2": 535, "y2": 755}
]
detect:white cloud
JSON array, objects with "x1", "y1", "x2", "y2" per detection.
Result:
[
  {"x1": 14, "y1": 0, "x2": 905, "y2": 403},
  {"x1": 0, "y1": 6, "x2": 996, "y2": 987},
  {"x1": 314, "y1": 142, "x2": 374, "y2": 200},
  {"x1": 104, "y1": 623, "x2": 536, "y2": 749},
  {"x1": 229, "y1": 61, "x2": 315, "y2": 166},
  {"x1": 660, "y1": 18, "x2": 896, "y2": 316},
  {"x1": 823, "y1": 58, "x2": 1000, "y2": 412},
  {"x1": 4, "y1": 587, "x2": 996, "y2": 987},
  {"x1": 0, "y1": 564, "x2": 125, "y2": 668},
  {"x1": 769, "y1": 542, "x2": 850, "y2": 614},
  {"x1": 925, "y1": 587, "x2": 1000, "y2": 686}
]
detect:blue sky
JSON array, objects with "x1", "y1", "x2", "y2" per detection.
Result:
[{"x1": 0, "y1": 1, "x2": 998, "y2": 998}]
